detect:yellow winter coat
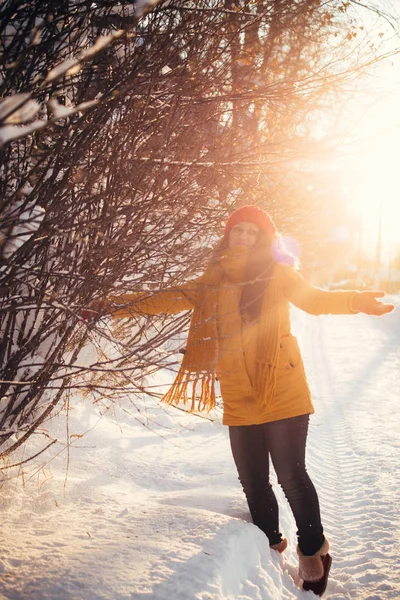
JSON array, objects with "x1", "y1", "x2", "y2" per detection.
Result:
[{"x1": 109, "y1": 263, "x2": 356, "y2": 426}]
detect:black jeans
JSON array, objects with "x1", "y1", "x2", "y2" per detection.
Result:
[{"x1": 229, "y1": 414, "x2": 325, "y2": 555}]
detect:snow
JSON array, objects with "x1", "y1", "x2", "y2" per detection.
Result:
[
  {"x1": 47, "y1": 98, "x2": 99, "y2": 119},
  {"x1": 0, "y1": 93, "x2": 40, "y2": 124},
  {"x1": 0, "y1": 120, "x2": 46, "y2": 146},
  {"x1": 79, "y1": 32, "x2": 124, "y2": 61},
  {"x1": 0, "y1": 94, "x2": 30, "y2": 120},
  {"x1": 135, "y1": 0, "x2": 164, "y2": 18},
  {"x1": 45, "y1": 30, "x2": 126, "y2": 85},
  {"x1": 0, "y1": 298, "x2": 399, "y2": 599},
  {"x1": 47, "y1": 98, "x2": 76, "y2": 119},
  {"x1": 45, "y1": 59, "x2": 80, "y2": 83},
  {"x1": 0, "y1": 98, "x2": 99, "y2": 146}
]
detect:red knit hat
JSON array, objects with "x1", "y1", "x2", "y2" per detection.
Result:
[{"x1": 224, "y1": 205, "x2": 276, "y2": 237}]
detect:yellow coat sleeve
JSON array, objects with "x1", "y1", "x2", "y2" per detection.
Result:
[
  {"x1": 107, "y1": 277, "x2": 202, "y2": 318},
  {"x1": 278, "y1": 265, "x2": 357, "y2": 315}
]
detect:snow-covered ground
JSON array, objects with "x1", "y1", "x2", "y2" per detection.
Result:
[{"x1": 1, "y1": 298, "x2": 399, "y2": 600}]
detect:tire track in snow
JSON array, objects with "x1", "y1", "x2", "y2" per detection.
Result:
[{"x1": 298, "y1": 312, "x2": 400, "y2": 599}]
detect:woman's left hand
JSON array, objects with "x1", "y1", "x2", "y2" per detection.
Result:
[
  {"x1": 352, "y1": 291, "x2": 396, "y2": 316},
  {"x1": 80, "y1": 299, "x2": 109, "y2": 322}
]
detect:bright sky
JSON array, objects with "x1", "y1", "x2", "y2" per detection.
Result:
[
  {"x1": 337, "y1": 8, "x2": 400, "y2": 263},
  {"x1": 341, "y1": 71, "x2": 400, "y2": 261}
]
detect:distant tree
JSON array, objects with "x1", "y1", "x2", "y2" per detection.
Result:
[{"x1": 0, "y1": 0, "x2": 398, "y2": 465}]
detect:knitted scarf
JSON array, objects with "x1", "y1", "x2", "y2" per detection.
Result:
[{"x1": 161, "y1": 247, "x2": 281, "y2": 412}]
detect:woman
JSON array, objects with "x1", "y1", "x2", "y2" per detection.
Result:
[{"x1": 87, "y1": 205, "x2": 394, "y2": 595}]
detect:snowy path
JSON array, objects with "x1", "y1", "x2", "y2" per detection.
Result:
[
  {"x1": 300, "y1": 310, "x2": 400, "y2": 599},
  {"x1": 0, "y1": 303, "x2": 399, "y2": 599}
]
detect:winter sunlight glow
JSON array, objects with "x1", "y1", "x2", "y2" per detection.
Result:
[{"x1": 341, "y1": 70, "x2": 400, "y2": 262}]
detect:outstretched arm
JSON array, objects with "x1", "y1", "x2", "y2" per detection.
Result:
[
  {"x1": 279, "y1": 265, "x2": 395, "y2": 316},
  {"x1": 81, "y1": 277, "x2": 203, "y2": 321},
  {"x1": 108, "y1": 279, "x2": 200, "y2": 318}
]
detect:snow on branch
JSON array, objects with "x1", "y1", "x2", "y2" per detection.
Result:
[
  {"x1": 0, "y1": 0, "x2": 164, "y2": 147},
  {"x1": 0, "y1": 93, "x2": 40, "y2": 124}
]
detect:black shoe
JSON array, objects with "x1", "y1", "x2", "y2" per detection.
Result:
[{"x1": 302, "y1": 553, "x2": 332, "y2": 597}]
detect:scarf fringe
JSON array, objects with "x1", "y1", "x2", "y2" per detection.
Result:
[
  {"x1": 255, "y1": 361, "x2": 277, "y2": 410},
  {"x1": 162, "y1": 368, "x2": 216, "y2": 413}
]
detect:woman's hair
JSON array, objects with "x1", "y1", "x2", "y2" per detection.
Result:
[
  {"x1": 212, "y1": 229, "x2": 296, "y2": 321},
  {"x1": 240, "y1": 231, "x2": 275, "y2": 321}
]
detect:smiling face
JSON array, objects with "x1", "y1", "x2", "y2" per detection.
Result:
[{"x1": 228, "y1": 221, "x2": 260, "y2": 249}]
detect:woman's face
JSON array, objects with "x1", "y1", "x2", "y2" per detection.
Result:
[{"x1": 228, "y1": 221, "x2": 260, "y2": 249}]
